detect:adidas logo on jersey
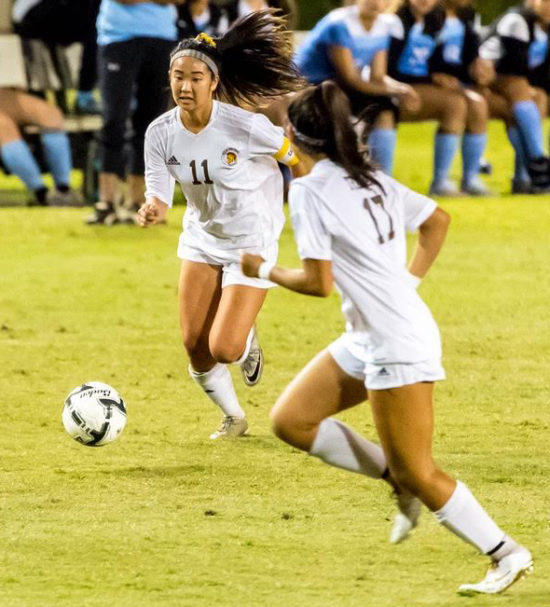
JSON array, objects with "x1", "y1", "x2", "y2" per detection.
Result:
[
  {"x1": 377, "y1": 367, "x2": 390, "y2": 377},
  {"x1": 166, "y1": 156, "x2": 180, "y2": 166}
]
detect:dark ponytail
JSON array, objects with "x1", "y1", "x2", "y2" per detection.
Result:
[
  {"x1": 171, "y1": 9, "x2": 304, "y2": 107},
  {"x1": 288, "y1": 81, "x2": 383, "y2": 191}
]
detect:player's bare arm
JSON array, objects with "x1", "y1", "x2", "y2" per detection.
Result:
[
  {"x1": 241, "y1": 254, "x2": 333, "y2": 297},
  {"x1": 408, "y1": 207, "x2": 451, "y2": 280}
]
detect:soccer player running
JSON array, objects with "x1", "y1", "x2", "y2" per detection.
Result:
[
  {"x1": 137, "y1": 11, "x2": 302, "y2": 439},
  {"x1": 241, "y1": 81, "x2": 533, "y2": 595}
]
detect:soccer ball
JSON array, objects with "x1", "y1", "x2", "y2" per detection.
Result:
[{"x1": 62, "y1": 381, "x2": 127, "y2": 447}]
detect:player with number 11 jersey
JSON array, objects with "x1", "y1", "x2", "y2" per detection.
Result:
[
  {"x1": 145, "y1": 100, "x2": 294, "y2": 257},
  {"x1": 139, "y1": 11, "x2": 303, "y2": 440}
]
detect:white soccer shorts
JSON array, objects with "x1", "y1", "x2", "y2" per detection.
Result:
[
  {"x1": 179, "y1": 241, "x2": 278, "y2": 289},
  {"x1": 327, "y1": 333, "x2": 446, "y2": 390}
]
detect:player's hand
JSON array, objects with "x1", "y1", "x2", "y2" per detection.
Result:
[
  {"x1": 240, "y1": 253, "x2": 265, "y2": 278},
  {"x1": 137, "y1": 201, "x2": 164, "y2": 227}
]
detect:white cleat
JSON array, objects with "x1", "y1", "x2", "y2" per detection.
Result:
[
  {"x1": 209, "y1": 416, "x2": 248, "y2": 440},
  {"x1": 458, "y1": 547, "x2": 533, "y2": 596},
  {"x1": 390, "y1": 491, "x2": 421, "y2": 544},
  {"x1": 240, "y1": 327, "x2": 263, "y2": 387}
]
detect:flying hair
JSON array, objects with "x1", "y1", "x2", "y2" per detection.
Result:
[
  {"x1": 170, "y1": 9, "x2": 305, "y2": 107},
  {"x1": 287, "y1": 82, "x2": 383, "y2": 192}
]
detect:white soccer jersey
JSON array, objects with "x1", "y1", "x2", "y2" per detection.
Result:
[
  {"x1": 289, "y1": 159, "x2": 441, "y2": 364},
  {"x1": 145, "y1": 101, "x2": 296, "y2": 254}
]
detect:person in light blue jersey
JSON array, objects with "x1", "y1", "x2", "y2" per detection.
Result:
[
  {"x1": 388, "y1": 0, "x2": 472, "y2": 197},
  {"x1": 429, "y1": 0, "x2": 493, "y2": 196},
  {"x1": 296, "y1": 0, "x2": 420, "y2": 175},
  {"x1": 480, "y1": 0, "x2": 550, "y2": 193},
  {"x1": 88, "y1": 0, "x2": 182, "y2": 225}
]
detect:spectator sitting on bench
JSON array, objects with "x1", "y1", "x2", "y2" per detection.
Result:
[
  {"x1": 12, "y1": 0, "x2": 102, "y2": 114},
  {"x1": 0, "y1": 87, "x2": 80, "y2": 206}
]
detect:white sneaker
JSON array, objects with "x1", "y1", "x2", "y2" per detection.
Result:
[
  {"x1": 429, "y1": 180, "x2": 466, "y2": 197},
  {"x1": 240, "y1": 327, "x2": 263, "y2": 387},
  {"x1": 390, "y1": 491, "x2": 421, "y2": 544},
  {"x1": 461, "y1": 179, "x2": 493, "y2": 197},
  {"x1": 458, "y1": 547, "x2": 533, "y2": 595},
  {"x1": 209, "y1": 416, "x2": 248, "y2": 440}
]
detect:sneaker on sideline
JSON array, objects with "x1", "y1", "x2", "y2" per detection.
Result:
[
  {"x1": 86, "y1": 201, "x2": 119, "y2": 226},
  {"x1": 47, "y1": 189, "x2": 83, "y2": 207},
  {"x1": 429, "y1": 180, "x2": 466, "y2": 197}
]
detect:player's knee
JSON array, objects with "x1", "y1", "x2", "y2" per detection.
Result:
[
  {"x1": 0, "y1": 112, "x2": 20, "y2": 143},
  {"x1": 270, "y1": 402, "x2": 317, "y2": 451},
  {"x1": 209, "y1": 339, "x2": 244, "y2": 364},
  {"x1": 40, "y1": 105, "x2": 65, "y2": 131}
]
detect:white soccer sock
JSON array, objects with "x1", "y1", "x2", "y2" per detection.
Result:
[
  {"x1": 233, "y1": 327, "x2": 254, "y2": 365},
  {"x1": 435, "y1": 480, "x2": 518, "y2": 559},
  {"x1": 189, "y1": 363, "x2": 246, "y2": 419},
  {"x1": 309, "y1": 418, "x2": 387, "y2": 479}
]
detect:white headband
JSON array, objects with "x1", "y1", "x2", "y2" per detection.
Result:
[
  {"x1": 290, "y1": 124, "x2": 327, "y2": 147},
  {"x1": 170, "y1": 49, "x2": 219, "y2": 77}
]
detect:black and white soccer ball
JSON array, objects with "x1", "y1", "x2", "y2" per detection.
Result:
[{"x1": 62, "y1": 382, "x2": 127, "y2": 447}]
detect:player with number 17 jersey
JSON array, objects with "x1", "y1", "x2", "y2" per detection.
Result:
[
  {"x1": 145, "y1": 100, "x2": 296, "y2": 258},
  {"x1": 290, "y1": 163, "x2": 442, "y2": 365}
]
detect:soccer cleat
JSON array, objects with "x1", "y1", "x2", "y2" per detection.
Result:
[
  {"x1": 47, "y1": 188, "x2": 83, "y2": 207},
  {"x1": 240, "y1": 327, "x2": 263, "y2": 387},
  {"x1": 458, "y1": 547, "x2": 533, "y2": 596},
  {"x1": 390, "y1": 491, "x2": 421, "y2": 544},
  {"x1": 429, "y1": 180, "x2": 466, "y2": 197},
  {"x1": 209, "y1": 416, "x2": 248, "y2": 439},
  {"x1": 85, "y1": 201, "x2": 119, "y2": 226}
]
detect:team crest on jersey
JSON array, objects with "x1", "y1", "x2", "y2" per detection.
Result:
[{"x1": 222, "y1": 148, "x2": 239, "y2": 166}]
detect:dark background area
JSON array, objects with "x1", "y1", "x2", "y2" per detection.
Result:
[{"x1": 297, "y1": 0, "x2": 519, "y2": 29}]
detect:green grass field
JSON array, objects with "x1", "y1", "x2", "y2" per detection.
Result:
[{"x1": 1, "y1": 122, "x2": 549, "y2": 607}]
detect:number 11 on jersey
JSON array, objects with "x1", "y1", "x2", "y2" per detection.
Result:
[{"x1": 189, "y1": 160, "x2": 214, "y2": 185}]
